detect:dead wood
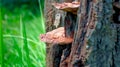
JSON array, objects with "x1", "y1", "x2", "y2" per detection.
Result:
[{"x1": 44, "y1": 0, "x2": 120, "y2": 67}]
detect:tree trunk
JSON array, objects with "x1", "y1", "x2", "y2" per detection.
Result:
[
  {"x1": 44, "y1": 0, "x2": 120, "y2": 67},
  {"x1": 44, "y1": 0, "x2": 69, "y2": 67}
]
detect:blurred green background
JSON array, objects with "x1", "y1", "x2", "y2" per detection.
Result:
[{"x1": 1, "y1": 0, "x2": 46, "y2": 67}]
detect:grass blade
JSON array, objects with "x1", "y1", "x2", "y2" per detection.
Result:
[
  {"x1": 38, "y1": 0, "x2": 45, "y2": 33},
  {"x1": 20, "y1": 15, "x2": 30, "y2": 66},
  {"x1": 0, "y1": 7, "x2": 4, "y2": 67},
  {"x1": 12, "y1": 37, "x2": 22, "y2": 66},
  {"x1": 3, "y1": 35, "x2": 40, "y2": 45}
]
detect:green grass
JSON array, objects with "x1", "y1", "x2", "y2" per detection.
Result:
[
  {"x1": 0, "y1": 6, "x2": 3, "y2": 67},
  {"x1": 20, "y1": 15, "x2": 30, "y2": 66},
  {"x1": 1, "y1": 0, "x2": 46, "y2": 67}
]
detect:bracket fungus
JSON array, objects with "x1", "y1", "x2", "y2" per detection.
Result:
[
  {"x1": 40, "y1": 27, "x2": 73, "y2": 44},
  {"x1": 40, "y1": 2, "x2": 80, "y2": 44},
  {"x1": 52, "y1": 1, "x2": 80, "y2": 14}
]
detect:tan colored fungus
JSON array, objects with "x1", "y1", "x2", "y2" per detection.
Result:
[
  {"x1": 40, "y1": 27, "x2": 73, "y2": 44},
  {"x1": 52, "y1": 1, "x2": 80, "y2": 14}
]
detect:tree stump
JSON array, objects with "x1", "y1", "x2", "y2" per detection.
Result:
[{"x1": 43, "y1": 0, "x2": 120, "y2": 67}]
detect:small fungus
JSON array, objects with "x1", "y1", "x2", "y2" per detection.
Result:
[
  {"x1": 40, "y1": 27, "x2": 73, "y2": 44},
  {"x1": 52, "y1": 1, "x2": 80, "y2": 14}
]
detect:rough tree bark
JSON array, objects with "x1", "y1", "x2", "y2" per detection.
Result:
[
  {"x1": 44, "y1": 0, "x2": 120, "y2": 67},
  {"x1": 44, "y1": 0, "x2": 69, "y2": 67}
]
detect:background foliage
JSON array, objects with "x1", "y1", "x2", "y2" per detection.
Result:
[{"x1": 1, "y1": 0, "x2": 46, "y2": 67}]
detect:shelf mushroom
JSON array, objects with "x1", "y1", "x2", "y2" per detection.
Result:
[
  {"x1": 40, "y1": 27, "x2": 73, "y2": 44},
  {"x1": 40, "y1": 2, "x2": 80, "y2": 44},
  {"x1": 52, "y1": 1, "x2": 80, "y2": 14}
]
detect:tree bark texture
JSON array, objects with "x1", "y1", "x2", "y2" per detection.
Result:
[
  {"x1": 45, "y1": 0, "x2": 120, "y2": 67},
  {"x1": 44, "y1": 0, "x2": 73, "y2": 67}
]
